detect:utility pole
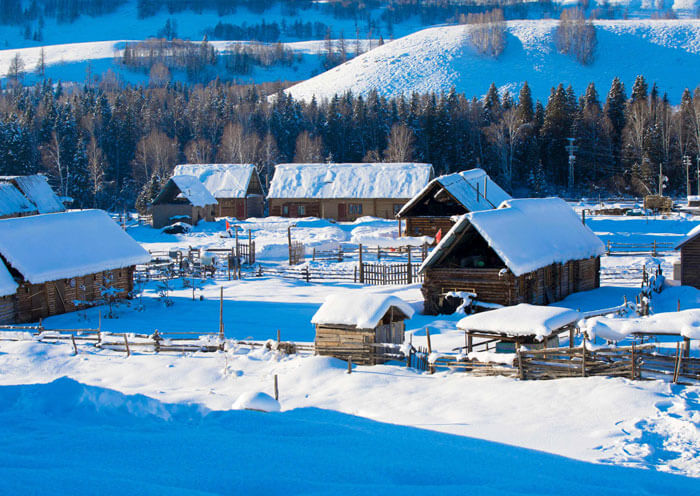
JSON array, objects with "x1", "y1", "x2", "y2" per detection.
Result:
[{"x1": 566, "y1": 137, "x2": 577, "y2": 192}]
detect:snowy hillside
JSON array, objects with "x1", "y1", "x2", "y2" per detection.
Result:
[{"x1": 286, "y1": 20, "x2": 700, "y2": 104}]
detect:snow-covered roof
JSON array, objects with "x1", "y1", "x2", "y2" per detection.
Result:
[
  {"x1": 0, "y1": 210, "x2": 151, "y2": 284},
  {"x1": 311, "y1": 293, "x2": 414, "y2": 329},
  {"x1": 173, "y1": 164, "x2": 258, "y2": 199},
  {"x1": 0, "y1": 183, "x2": 37, "y2": 218},
  {"x1": 421, "y1": 197, "x2": 605, "y2": 277},
  {"x1": 582, "y1": 309, "x2": 700, "y2": 341},
  {"x1": 0, "y1": 259, "x2": 18, "y2": 297},
  {"x1": 676, "y1": 224, "x2": 700, "y2": 249},
  {"x1": 267, "y1": 163, "x2": 434, "y2": 200},
  {"x1": 457, "y1": 304, "x2": 581, "y2": 339},
  {"x1": 0, "y1": 175, "x2": 65, "y2": 214},
  {"x1": 156, "y1": 175, "x2": 217, "y2": 207},
  {"x1": 397, "y1": 169, "x2": 511, "y2": 217}
]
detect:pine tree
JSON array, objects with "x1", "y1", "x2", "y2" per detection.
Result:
[{"x1": 516, "y1": 82, "x2": 534, "y2": 124}]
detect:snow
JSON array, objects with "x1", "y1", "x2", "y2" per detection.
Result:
[
  {"x1": 267, "y1": 163, "x2": 434, "y2": 199},
  {"x1": 232, "y1": 391, "x2": 281, "y2": 412},
  {"x1": 311, "y1": 293, "x2": 415, "y2": 329},
  {"x1": 0, "y1": 175, "x2": 64, "y2": 214},
  {"x1": 582, "y1": 309, "x2": 700, "y2": 340},
  {"x1": 457, "y1": 304, "x2": 582, "y2": 338},
  {"x1": 675, "y1": 222, "x2": 700, "y2": 248},
  {"x1": 398, "y1": 168, "x2": 511, "y2": 216},
  {"x1": 0, "y1": 210, "x2": 151, "y2": 284},
  {"x1": 173, "y1": 163, "x2": 257, "y2": 199},
  {"x1": 422, "y1": 198, "x2": 605, "y2": 277},
  {"x1": 285, "y1": 20, "x2": 700, "y2": 104},
  {"x1": 0, "y1": 182, "x2": 36, "y2": 217},
  {"x1": 169, "y1": 175, "x2": 217, "y2": 207},
  {"x1": 0, "y1": 259, "x2": 17, "y2": 297}
]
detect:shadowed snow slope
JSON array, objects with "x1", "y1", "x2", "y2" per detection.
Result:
[
  {"x1": 286, "y1": 20, "x2": 700, "y2": 104},
  {"x1": 0, "y1": 378, "x2": 696, "y2": 495}
]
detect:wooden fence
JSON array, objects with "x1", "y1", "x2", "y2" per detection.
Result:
[
  {"x1": 360, "y1": 262, "x2": 423, "y2": 285},
  {"x1": 605, "y1": 240, "x2": 675, "y2": 256},
  {"x1": 254, "y1": 264, "x2": 357, "y2": 282}
]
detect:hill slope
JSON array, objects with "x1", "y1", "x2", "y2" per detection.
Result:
[{"x1": 285, "y1": 20, "x2": 700, "y2": 104}]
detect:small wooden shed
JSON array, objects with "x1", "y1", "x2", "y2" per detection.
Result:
[
  {"x1": 151, "y1": 175, "x2": 218, "y2": 229},
  {"x1": 420, "y1": 198, "x2": 604, "y2": 314},
  {"x1": 397, "y1": 168, "x2": 511, "y2": 238},
  {"x1": 676, "y1": 226, "x2": 700, "y2": 289},
  {"x1": 0, "y1": 210, "x2": 151, "y2": 323},
  {"x1": 173, "y1": 163, "x2": 265, "y2": 219},
  {"x1": 312, "y1": 293, "x2": 414, "y2": 364}
]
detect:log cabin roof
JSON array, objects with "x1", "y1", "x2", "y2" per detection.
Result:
[
  {"x1": 0, "y1": 175, "x2": 65, "y2": 214},
  {"x1": 676, "y1": 224, "x2": 700, "y2": 249},
  {"x1": 311, "y1": 293, "x2": 414, "y2": 329},
  {"x1": 0, "y1": 183, "x2": 37, "y2": 218},
  {"x1": 267, "y1": 163, "x2": 434, "y2": 200},
  {"x1": 396, "y1": 168, "x2": 511, "y2": 217},
  {"x1": 420, "y1": 198, "x2": 605, "y2": 277},
  {"x1": 153, "y1": 175, "x2": 218, "y2": 207},
  {"x1": 0, "y1": 210, "x2": 151, "y2": 284},
  {"x1": 0, "y1": 258, "x2": 17, "y2": 297},
  {"x1": 457, "y1": 304, "x2": 581, "y2": 339},
  {"x1": 173, "y1": 164, "x2": 260, "y2": 199}
]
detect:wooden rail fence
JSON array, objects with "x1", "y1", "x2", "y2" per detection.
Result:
[{"x1": 605, "y1": 240, "x2": 674, "y2": 256}]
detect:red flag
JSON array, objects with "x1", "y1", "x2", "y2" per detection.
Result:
[
  {"x1": 435, "y1": 228, "x2": 442, "y2": 243},
  {"x1": 225, "y1": 219, "x2": 231, "y2": 231}
]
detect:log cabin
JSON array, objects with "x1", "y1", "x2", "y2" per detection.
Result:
[
  {"x1": 676, "y1": 226, "x2": 700, "y2": 289},
  {"x1": 0, "y1": 210, "x2": 151, "y2": 323},
  {"x1": 0, "y1": 174, "x2": 65, "y2": 214},
  {"x1": 0, "y1": 259, "x2": 18, "y2": 324},
  {"x1": 267, "y1": 163, "x2": 434, "y2": 221},
  {"x1": 0, "y1": 182, "x2": 38, "y2": 219},
  {"x1": 151, "y1": 175, "x2": 218, "y2": 229},
  {"x1": 173, "y1": 163, "x2": 265, "y2": 219},
  {"x1": 420, "y1": 198, "x2": 604, "y2": 314},
  {"x1": 312, "y1": 293, "x2": 414, "y2": 364},
  {"x1": 397, "y1": 168, "x2": 511, "y2": 238}
]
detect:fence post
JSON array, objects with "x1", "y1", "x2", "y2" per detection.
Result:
[
  {"x1": 652, "y1": 240, "x2": 657, "y2": 256},
  {"x1": 673, "y1": 342, "x2": 681, "y2": 383},
  {"x1": 312, "y1": 247, "x2": 316, "y2": 261},
  {"x1": 516, "y1": 342, "x2": 524, "y2": 380},
  {"x1": 71, "y1": 334, "x2": 78, "y2": 355},
  {"x1": 358, "y1": 244, "x2": 364, "y2": 283},
  {"x1": 407, "y1": 249, "x2": 412, "y2": 284},
  {"x1": 606, "y1": 240, "x2": 611, "y2": 255},
  {"x1": 274, "y1": 374, "x2": 279, "y2": 400},
  {"x1": 631, "y1": 343, "x2": 636, "y2": 380},
  {"x1": 426, "y1": 328, "x2": 434, "y2": 374},
  {"x1": 248, "y1": 230, "x2": 252, "y2": 264},
  {"x1": 347, "y1": 356, "x2": 352, "y2": 374},
  {"x1": 287, "y1": 225, "x2": 293, "y2": 266},
  {"x1": 581, "y1": 337, "x2": 587, "y2": 377},
  {"x1": 304, "y1": 266, "x2": 310, "y2": 283},
  {"x1": 123, "y1": 333, "x2": 131, "y2": 357}
]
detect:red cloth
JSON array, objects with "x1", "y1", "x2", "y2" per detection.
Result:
[{"x1": 435, "y1": 228, "x2": 442, "y2": 243}]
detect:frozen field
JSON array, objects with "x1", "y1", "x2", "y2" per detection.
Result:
[{"x1": 1, "y1": 208, "x2": 699, "y2": 492}]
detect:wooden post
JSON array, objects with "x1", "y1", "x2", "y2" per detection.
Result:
[
  {"x1": 516, "y1": 343, "x2": 524, "y2": 380},
  {"x1": 358, "y1": 244, "x2": 364, "y2": 283},
  {"x1": 248, "y1": 229, "x2": 252, "y2": 264},
  {"x1": 97, "y1": 311, "x2": 102, "y2": 346},
  {"x1": 673, "y1": 342, "x2": 681, "y2": 383},
  {"x1": 235, "y1": 228, "x2": 240, "y2": 260},
  {"x1": 631, "y1": 343, "x2": 636, "y2": 380},
  {"x1": 398, "y1": 218, "x2": 402, "y2": 237},
  {"x1": 123, "y1": 333, "x2": 131, "y2": 357},
  {"x1": 407, "y1": 248, "x2": 412, "y2": 284},
  {"x1": 227, "y1": 251, "x2": 232, "y2": 281},
  {"x1": 219, "y1": 287, "x2": 225, "y2": 350},
  {"x1": 274, "y1": 374, "x2": 279, "y2": 401},
  {"x1": 426, "y1": 327, "x2": 434, "y2": 374},
  {"x1": 71, "y1": 334, "x2": 78, "y2": 355},
  {"x1": 347, "y1": 356, "x2": 352, "y2": 374},
  {"x1": 606, "y1": 240, "x2": 611, "y2": 255},
  {"x1": 581, "y1": 336, "x2": 587, "y2": 377},
  {"x1": 652, "y1": 240, "x2": 657, "y2": 257},
  {"x1": 406, "y1": 347, "x2": 411, "y2": 368},
  {"x1": 678, "y1": 299, "x2": 681, "y2": 312},
  {"x1": 467, "y1": 332, "x2": 473, "y2": 353},
  {"x1": 287, "y1": 225, "x2": 293, "y2": 266},
  {"x1": 312, "y1": 247, "x2": 316, "y2": 261},
  {"x1": 277, "y1": 329, "x2": 281, "y2": 343},
  {"x1": 377, "y1": 245, "x2": 380, "y2": 261},
  {"x1": 581, "y1": 209, "x2": 586, "y2": 225},
  {"x1": 683, "y1": 337, "x2": 690, "y2": 358},
  {"x1": 569, "y1": 327, "x2": 574, "y2": 349}
]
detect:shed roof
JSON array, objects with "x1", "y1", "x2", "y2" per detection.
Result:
[
  {"x1": 0, "y1": 183, "x2": 37, "y2": 218},
  {"x1": 420, "y1": 197, "x2": 605, "y2": 277},
  {"x1": 0, "y1": 175, "x2": 65, "y2": 214},
  {"x1": 153, "y1": 175, "x2": 217, "y2": 208},
  {"x1": 0, "y1": 259, "x2": 18, "y2": 297},
  {"x1": 173, "y1": 163, "x2": 259, "y2": 199},
  {"x1": 675, "y1": 224, "x2": 700, "y2": 249},
  {"x1": 267, "y1": 163, "x2": 434, "y2": 200},
  {"x1": 457, "y1": 304, "x2": 581, "y2": 339},
  {"x1": 0, "y1": 210, "x2": 151, "y2": 284},
  {"x1": 311, "y1": 293, "x2": 415, "y2": 329},
  {"x1": 397, "y1": 169, "x2": 511, "y2": 217}
]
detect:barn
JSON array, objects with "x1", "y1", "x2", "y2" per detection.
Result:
[
  {"x1": 420, "y1": 198, "x2": 604, "y2": 314},
  {"x1": 267, "y1": 163, "x2": 434, "y2": 221},
  {"x1": 173, "y1": 163, "x2": 265, "y2": 219},
  {"x1": 312, "y1": 293, "x2": 414, "y2": 364},
  {"x1": 0, "y1": 174, "x2": 65, "y2": 214},
  {"x1": 0, "y1": 182, "x2": 38, "y2": 219},
  {"x1": 151, "y1": 175, "x2": 218, "y2": 229},
  {"x1": 397, "y1": 169, "x2": 511, "y2": 238},
  {"x1": 675, "y1": 225, "x2": 700, "y2": 289},
  {"x1": 0, "y1": 210, "x2": 150, "y2": 323}
]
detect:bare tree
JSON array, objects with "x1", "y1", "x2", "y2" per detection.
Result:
[
  {"x1": 87, "y1": 136, "x2": 106, "y2": 206},
  {"x1": 293, "y1": 131, "x2": 323, "y2": 163},
  {"x1": 41, "y1": 131, "x2": 66, "y2": 197},
  {"x1": 149, "y1": 62, "x2": 171, "y2": 87},
  {"x1": 133, "y1": 130, "x2": 179, "y2": 184},
  {"x1": 383, "y1": 123, "x2": 415, "y2": 162},
  {"x1": 35, "y1": 47, "x2": 46, "y2": 77},
  {"x1": 218, "y1": 122, "x2": 246, "y2": 162},
  {"x1": 7, "y1": 52, "x2": 25, "y2": 81},
  {"x1": 185, "y1": 138, "x2": 214, "y2": 163},
  {"x1": 555, "y1": 8, "x2": 597, "y2": 65},
  {"x1": 465, "y1": 9, "x2": 506, "y2": 58}
]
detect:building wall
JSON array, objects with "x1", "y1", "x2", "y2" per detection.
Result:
[
  {"x1": 216, "y1": 197, "x2": 265, "y2": 219},
  {"x1": 0, "y1": 294, "x2": 16, "y2": 324},
  {"x1": 681, "y1": 237, "x2": 700, "y2": 289},
  {"x1": 152, "y1": 203, "x2": 215, "y2": 228},
  {"x1": 268, "y1": 198, "x2": 409, "y2": 220},
  {"x1": 15, "y1": 267, "x2": 135, "y2": 323},
  {"x1": 404, "y1": 217, "x2": 456, "y2": 238}
]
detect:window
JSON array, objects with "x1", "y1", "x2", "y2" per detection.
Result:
[
  {"x1": 297, "y1": 205, "x2": 306, "y2": 216},
  {"x1": 349, "y1": 204, "x2": 363, "y2": 215},
  {"x1": 282, "y1": 205, "x2": 289, "y2": 216}
]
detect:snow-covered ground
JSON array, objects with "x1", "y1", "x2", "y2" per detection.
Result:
[
  {"x1": 1, "y1": 210, "x2": 700, "y2": 490},
  {"x1": 286, "y1": 19, "x2": 700, "y2": 104}
]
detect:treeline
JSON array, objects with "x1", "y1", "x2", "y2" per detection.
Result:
[
  {"x1": 206, "y1": 20, "x2": 333, "y2": 42},
  {"x1": 462, "y1": 8, "x2": 506, "y2": 58},
  {"x1": 555, "y1": 8, "x2": 597, "y2": 65},
  {"x1": 0, "y1": 0, "x2": 125, "y2": 25},
  {"x1": 1, "y1": 76, "x2": 700, "y2": 213}
]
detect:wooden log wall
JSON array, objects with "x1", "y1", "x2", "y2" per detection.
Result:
[
  {"x1": 0, "y1": 295, "x2": 16, "y2": 324},
  {"x1": 404, "y1": 217, "x2": 455, "y2": 238},
  {"x1": 315, "y1": 324, "x2": 383, "y2": 365},
  {"x1": 680, "y1": 236, "x2": 700, "y2": 289}
]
